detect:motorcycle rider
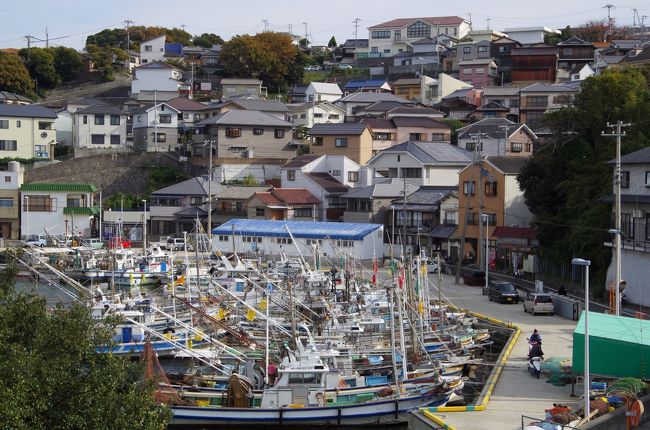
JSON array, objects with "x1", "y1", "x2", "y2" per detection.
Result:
[{"x1": 529, "y1": 329, "x2": 542, "y2": 345}]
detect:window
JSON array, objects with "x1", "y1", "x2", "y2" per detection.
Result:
[
  {"x1": 300, "y1": 113, "x2": 307, "y2": 119},
  {"x1": 4, "y1": 176, "x2": 11, "y2": 183},
  {"x1": 226, "y1": 127, "x2": 242, "y2": 137},
  {"x1": 621, "y1": 171, "x2": 630, "y2": 189},
  {"x1": 563, "y1": 48, "x2": 573, "y2": 56},
  {"x1": 91, "y1": 134, "x2": 105, "y2": 145},
  {"x1": 313, "y1": 136, "x2": 323, "y2": 146},
  {"x1": 313, "y1": 113, "x2": 323, "y2": 118},
  {"x1": 66, "y1": 198, "x2": 81, "y2": 208},
  {"x1": 335, "y1": 138, "x2": 347, "y2": 147},
  {"x1": 444, "y1": 211, "x2": 457, "y2": 224},
  {"x1": 0, "y1": 198, "x2": 13, "y2": 208},
  {"x1": 83, "y1": 115, "x2": 87, "y2": 124},
  {"x1": 646, "y1": 171, "x2": 650, "y2": 186},
  {"x1": 475, "y1": 67, "x2": 485, "y2": 74},
  {"x1": 463, "y1": 68, "x2": 472, "y2": 75},
  {"x1": 371, "y1": 47, "x2": 379, "y2": 53},
  {"x1": 110, "y1": 115, "x2": 120, "y2": 125},
  {"x1": 253, "y1": 128, "x2": 264, "y2": 135},
  {"x1": 337, "y1": 240, "x2": 354, "y2": 247},
  {"x1": 348, "y1": 171, "x2": 359, "y2": 182},
  {"x1": 374, "y1": 132, "x2": 392, "y2": 140},
  {"x1": 110, "y1": 135, "x2": 121, "y2": 145},
  {"x1": 294, "y1": 208, "x2": 312, "y2": 217},
  {"x1": 35, "y1": 145, "x2": 46, "y2": 152},
  {"x1": 229, "y1": 146, "x2": 245, "y2": 153},
  {"x1": 463, "y1": 46, "x2": 471, "y2": 54},
  {"x1": 255, "y1": 207, "x2": 265, "y2": 217},
  {"x1": 287, "y1": 170, "x2": 295, "y2": 181},
  {"x1": 510, "y1": 98, "x2": 520, "y2": 108},
  {"x1": 144, "y1": 45, "x2": 152, "y2": 52},
  {"x1": 16, "y1": 120, "x2": 21, "y2": 128},
  {"x1": 407, "y1": 22, "x2": 430, "y2": 38},
  {"x1": 371, "y1": 30, "x2": 391, "y2": 39},
  {"x1": 328, "y1": 114, "x2": 339, "y2": 120},
  {"x1": 38, "y1": 122, "x2": 52, "y2": 130},
  {"x1": 24, "y1": 195, "x2": 53, "y2": 212},
  {"x1": 332, "y1": 170, "x2": 341, "y2": 176},
  {"x1": 156, "y1": 133, "x2": 166, "y2": 142},
  {"x1": 463, "y1": 181, "x2": 475, "y2": 196},
  {"x1": 466, "y1": 212, "x2": 478, "y2": 225},
  {"x1": 478, "y1": 46, "x2": 488, "y2": 52},
  {"x1": 526, "y1": 143, "x2": 532, "y2": 152},
  {"x1": 306, "y1": 239, "x2": 323, "y2": 245},
  {"x1": 243, "y1": 236, "x2": 262, "y2": 243},
  {"x1": 274, "y1": 129, "x2": 285, "y2": 138},
  {"x1": 218, "y1": 235, "x2": 228, "y2": 241},
  {"x1": 622, "y1": 213, "x2": 633, "y2": 238},
  {"x1": 498, "y1": 45, "x2": 508, "y2": 53},
  {"x1": 409, "y1": 133, "x2": 422, "y2": 141},
  {"x1": 0, "y1": 140, "x2": 17, "y2": 151},
  {"x1": 158, "y1": 114, "x2": 172, "y2": 124},
  {"x1": 394, "y1": 30, "x2": 401, "y2": 40},
  {"x1": 526, "y1": 96, "x2": 548, "y2": 107},
  {"x1": 190, "y1": 196, "x2": 203, "y2": 205},
  {"x1": 402, "y1": 168, "x2": 421, "y2": 178},
  {"x1": 485, "y1": 181, "x2": 497, "y2": 197},
  {"x1": 276, "y1": 237, "x2": 292, "y2": 244},
  {"x1": 431, "y1": 133, "x2": 445, "y2": 141},
  {"x1": 94, "y1": 115, "x2": 105, "y2": 125},
  {"x1": 383, "y1": 49, "x2": 390, "y2": 54},
  {"x1": 511, "y1": 142, "x2": 523, "y2": 153},
  {"x1": 0, "y1": 120, "x2": 8, "y2": 129},
  {"x1": 525, "y1": 112, "x2": 544, "y2": 126}
]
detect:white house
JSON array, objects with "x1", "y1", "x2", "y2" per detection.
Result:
[
  {"x1": 140, "y1": 35, "x2": 166, "y2": 64},
  {"x1": 457, "y1": 118, "x2": 537, "y2": 158},
  {"x1": 0, "y1": 104, "x2": 57, "y2": 160},
  {"x1": 421, "y1": 73, "x2": 473, "y2": 106},
  {"x1": 305, "y1": 82, "x2": 343, "y2": 103},
  {"x1": 288, "y1": 101, "x2": 346, "y2": 128},
  {"x1": 132, "y1": 102, "x2": 181, "y2": 152},
  {"x1": 73, "y1": 105, "x2": 128, "y2": 149},
  {"x1": 131, "y1": 61, "x2": 184, "y2": 102},
  {"x1": 0, "y1": 161, "x2": 24, "y2": 239},
  {"x1": 212, "y1": 219, "x2": 385, "y2": 261},
  {"x1": 20, "y1": 182, "x2": 97, "y2": 238},
  {"x1": 368, "y1": 141, "x2": 473, "y2": 187},
  {"x1": 503, "y1": 27, "x2": 560, "y2": 45},
  {"x1": 570, "y1": 64, "x2": 595, "y2": 82}
]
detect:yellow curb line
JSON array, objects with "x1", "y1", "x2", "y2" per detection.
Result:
[
  {"x1": 419, "y1": 303, "x2": 521, "y2": 417},
  {"x1": 422, "y1": 409, "x2": 459, "y2": 430}
]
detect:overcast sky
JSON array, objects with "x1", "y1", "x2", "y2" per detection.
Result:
[{"x1": 2, "y1": 0, "x2": 648, "y2": 49}]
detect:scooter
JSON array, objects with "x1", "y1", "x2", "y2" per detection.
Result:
[{"x1": 527, "y1": 338, "x2": 544, "y2": 379}]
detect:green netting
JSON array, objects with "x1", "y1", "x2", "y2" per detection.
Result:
[{"x1": 542, "y1": 357, "x2": 572, "y2": 386}]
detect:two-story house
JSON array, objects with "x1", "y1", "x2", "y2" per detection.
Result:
[
  {"x1": 165, "y1": 97, "x2": 216, "y2": 148},
  {"x1": 391, "y1": 37, "x2": 442, "y2": 70},
  {"x1": 334, "y1": 92, "x2": 407, "y2": 120},
  {"x1": 430, "y1": 192, "x2": 460, "y2": 259},
  {"x1": 511, "y1": 46, "x2": 559, "y2": 84},
  {"x1": 420, "y1": 73, "x2": 473, "y2": 106},
  {"x1": 194, "y1": 110, "x2": 296, "y2": 160},
  {"x1": 490, "y1": 36, "x2": 522, "y2": 81},
  {"x1": 362, "y1": 117, "x2": 451, "y2": 154},
  {"x1": 457, "y1": 156, "x2": 533, "y2": 268},
  {"x1": 246, "y1": 188, "x2": 320, "y2": 221},
  {"x1": 73, "y1": 105, "x2": 128, "y2": 149},
  {"x1": 457, "y1": 40, "x2": 492, "y2": 61},
  {"x1": 131, "y1": 61, "x2": 184, "y2": 101},
  {"x1": 0, "y1": 104, "x2": 57, "y2": 160},
  {"x1": 305, "y1": 82, "x2": 343, "y2": 102},
  {"x1": 482, "y1": 86, "x2": 520, "y2": 121},
  {"x1": 140, "y1": 35, "x2": 166, "y2": 64},
  {"x1": 369, "y1": 141, "x2": 473, "y2": 186},
  {"x1": 21, "y1": 182, "x2": 98, "y2": 238},
  {"x1": 367, "y1": 16, "x2": 471, "y2": 57},
  {"x1": 603, "y1": 146, "x2": 650, "y2": 306},
  {"x1": 519, "y1": 82, "x2": 580, "y2": 132},
  {"x1": 132, "y1": 102, "x2": 181, "y2": 152},
  {"x1": 215, "y1": 99, "x2": 289, "y2": 120},
  {"x1": 288, "y1": 101, "x2": 346, "y2": 129},
  {"x1": 556, "y1": 36, "x2": 596, "y2": 82},
  {"x1": 212, "y1": 185, "x2": 272, "y2": 226},
  {"x1": 458, "y1": 58, "x2": 499, "y2": 88},
  {"x1": 281, "y1": 154, "x2": 367, "y2": 221},
  {"x1": 0, "y1": 161, "x2": 23, "y2": 239},
  {"x1": 457, "y1": 118, "x2": 536, "y2": 157},
  {"x1": 309, "y1": 123, "x2": 374, "y2": 165},
  {"x1": 391, "y1": 78, "x2": 424, "y2": 101}
]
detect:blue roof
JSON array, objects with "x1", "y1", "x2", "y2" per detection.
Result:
[
  {"x1": 344, "y1": 79, "x2": 387, "y2": 89},
  {"x1": 165, "y1": 43, "x2": 183, "y2": 56},
  {"x1": 212, "y1": 219, "x2": 382, "y2": 240}
]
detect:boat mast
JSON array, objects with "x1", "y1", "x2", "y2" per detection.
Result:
[{"x1": 388, "y1": 286, "x2": 401, "y2": 394}]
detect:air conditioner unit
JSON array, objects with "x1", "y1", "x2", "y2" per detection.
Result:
[{"x1": 631, "y1": 209, "x2": 644, "y2": 218}]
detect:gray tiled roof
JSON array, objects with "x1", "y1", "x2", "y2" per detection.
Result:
[
  {"x1": 283, "y1": 154, "x2": 323, "y2": 168},
  {"x1": 362, "y1": 101, "x2": 410, "y2": 112},
  {"x1": 457, "y1": 118, "x2": 530, "y2": 140},
  {"x1": 0, "y1": 91, "x2": 31, "y2": 103},
  {"x1": 305, "y1": 172, "x2": 349, "y2": 193},
  {"x1": 68, "y1": 97, "x2": 109, "y2": 107},
  {"x1": 377, "y1": 141, "x2": 473, "y2": 165},
  {"x1": 0, "y1": 104, "x2": 57, "y2": 119},
  {"x1": 215, "y1": 185, "x2": 272, "y2": 200},
  {"x1": 609, "y1": 146, "x2": 650, "y2": 165},
  {"x1": 521, "y1": 82, "x2": 581, "y2": 93},
  {"x1": 391, "y1": 117, "x2": 449, "y2": 128},
  {"x1": 392, "y1": 186, "x2": 456, "y2": 206},
  {"x1": 337, "y1": 92, "x2": 406, "y2": 104},
  {"x1": 197, "y1": 110, "x2": 291, "y2": 127},
  {"x1": 341, "y1": 178, "x2": 419, "y2": 199},
  {"x1": 231, "y1": 99, "x2": 289, "y2": 112},
  {"x1": 387, "y1": 107, "x2": 444, "y2": 116},
  {"x1": 76, "y1": 105, "x2": 126, "y2": 115},
  {"x1": 309, "y1": 123, "x2": 368, "y2": 135},
  {"x1": 151, "y1": 177, "x2": 207, "y2": 196},
  {"x1": 487, "y1": 156, "x2": 529, "y2": 174}
]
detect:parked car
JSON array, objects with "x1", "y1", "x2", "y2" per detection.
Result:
[
  {"x1": 523, "y1": 293, "x2": 554, "y2": 316},
  {"x1": 338, "y1": 64, "x2": 353, "y2": 70},
  {"x1": 412, "y1": 258, "x2": 439, "y2": 274},
  {"x1": 166, "y1": 237, "x2": 193, "y2": 251},
  {"x1": 463, "y1": 268, "x2": 485, "y2": 286},
  {"x1": 82, "y1": 238, "x2": 103, "y2": 250},
  {"x1": 488, "y1": 281, "x2": 520, "y2": 304},
  {"x1": 52, "y1": 234, "x2": 72, "y2": 247},
  {"x1": 304, "y1": 65, "x2": 320, "y2": 71},
  {"x1": 25, "y1": 234, "x2": 47, "y2": 247}
]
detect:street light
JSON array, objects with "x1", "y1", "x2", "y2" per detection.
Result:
[
  {"x1": 608, "y1": 228, "x2": 622, "y2": 315},
  {"x1": 142, "y1": 199, "x2": 147, "y2": 252},
  {"x1": 481, "y1": 213, "x2": 489, "y2": 290},
  {"x1": 572, "y1": 257, "x2": 591, "y2": 422}
]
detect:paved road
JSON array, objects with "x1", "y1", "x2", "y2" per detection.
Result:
[{"x1": 427, "y1": 273, "x2": 580, "y2": 430}]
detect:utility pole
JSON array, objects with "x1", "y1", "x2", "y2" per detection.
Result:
[
  {"x1": 497, "y1": 124, "x2": 516, "y2": 156},
  {"x1": 602, "y1": 120, "x2": 631, "y2": 316},
  {"x1": 487, "y1": 18, "x2": 491, "y2": 31},
  {"x1": 181, "y1": 23, "x2": 187, "y2": 32},
  {"x1": 353, "y1": 18, "x2": 360, "y2": 68},
  {"x1": 263, "y1": 20, "x2": 269, "y2": 32},
  {"x1": 288, "y1": 23, "x2": 292, "y2": 35},
  {"x1": 469, "y1": 132, "x2": 489, "y2": 268},
  {"x1": 124, "y1": 20, "x2": 133, "y2": 51},
  {"x1": 303, "y1": 22, "x2": 308, "y2": 46},
  {"x1": 25, "y1": 35, "x2": 35, "y2": 50},
  {"x1": 604, "y1": 4, "x2": 615, "y2": 41},
  {"x1": 45, "y1": 27, "x2": 49, "y2": 48},
  {"x1": 204, "y1": 137, "x2": 216, "y2": 244}
]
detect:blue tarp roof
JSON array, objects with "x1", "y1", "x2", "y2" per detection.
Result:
[
  {"x1": 344, "y1": 79, "x2": 387, "y2": 89},
  {"x1": 212, "y1": 219, "x2": 382, "y2": 240}
]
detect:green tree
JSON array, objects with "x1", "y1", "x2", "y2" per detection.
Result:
[
  {"x1": 192, "y1": 33, "x2": 224, "y2": 48},
  {"x1": 86, "y1": 28, "x2": 127, "y2": 49},
  {"x1": 0, "y1": 51, "x2": 35, "y2": 98},
  {"x1": 443, "y1": 119, "x2": 465, "y2": 145},
  {"x1": 19, "y1": 48, "x2": 60, "y2": 91},
  {"x1": 103, "y1": 192, "x2": 145, "y2": 210},
  {"x1": 46, "y1": 46, "x2": 83, "y2": 82},
  {"x1": 0, "y1": 258, "x2": 171, "y2": 429},
  {"x1": 85, "y1": 45, "x2": 128, "y2": 81},
  {"x1": 165, "y1": 28, "x2": 192, "y2": 45},
  {"x1": 328, "y1": 36, "x2": 337, "y2": 48},
  {"x1": 545, "y1": 26, "x2": 573, "y2": 45},
  {"x1": 517, "y1": 67, "x2": 650, "y2": 296}
]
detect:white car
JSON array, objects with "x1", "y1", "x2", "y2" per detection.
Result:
[
  {"x1": 338, "y1": 64, "x2": 353, "y2": 70},
  {"x1": 523, "y1": 293, "x2": 555, "y2": 316},
  {"x1": 25, "y1": 235, "x2": 47, "y2": 247}
]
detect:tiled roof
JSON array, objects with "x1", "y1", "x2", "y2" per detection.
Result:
[
  {"x1": 0, "y1": 104, "x2": 57, "y2": 119},
  {"x1": 482, "y1": 86, "x2": 520, "y2": 96},
  {"x1": 341, "y1": 178, "x2": 419, "y2": 199},
  {"x1": 387, "y1": 107, "x2": 444, "y2": 116},
  {"x1": 309, "y1": 123, "x2": 368, "y2": 135},
  {"x1": 215, "y1": 186, "x2": 272, "y2": 200},
  {"x1": 21, "y1": 183, "x2": 97, "y2": 192},
  {"x1": 458, "y1": 118, "x2": 528, "y2": 140},
  {"x1": 487, "y1": 156, "x2": 529, "y2": 174},
  {"x1": 431, "y1": 223, "x2": 457, "y2": 239},
  {"x1": 391, "y1": 116, "x2": 450, "y2": 129},
  {"x1": 376, "y1": 141, "x2": 473, "y2": 165},
  {"x1": 476, "y1": 101, "x2": 509, "y2": 112},
  {"x1": 391, "y1": 78, "x2": 422, "y2": 86},
  {"x1": 68, "y1": 97, "x2": 109, "y2": 107},
  {"x1": 283, "y1": 154, "x2": 323, "y2": 168},
  {"x1": 521, "y1": 82, "x2": 581, "y2": 93},
  {"x1": 175, "y1": 206, "x2": 208, "y2": 217},
  {"x1": 305, "y1": 172, "x2": 349, "y2": 193},
  {"x1": 344, "y1": 79, "x2": 389, "y2": 89},
  {"x1": 230, "y1": 99, "x2": 289, "y2": 112},
  {"x1": 337, "y1": 92, "x2": 407, "y2": 104},
  {"x1": 492, "y1": 226, "x2": 537, "y2": 240},
  {"x1": 609, "y1": 146, "x2": 650, "y2": 164},
  {"x1": 271, "y1": 188, "x2": 320, "y2": 205},
  {"x1": 392, "y1": 186, "x2": 456, "y2": 205},
  {"x1": 76, "y1": 105, "x2": 126, "y2": 115},
  {"x1": 361, "y1": 118, "x2": 395, "y2": 129},
  {"x1": 253, "y1": 192, "x2": 282, "y2": 206},
  {"x1": 198, "y1": 110, "x2": 291, "y2": 127},
  {"x1": 369, "y1": 16, "x2": 465, "y2": 29},
  {"x1": 166, "y1": 97, "x2": 211, "y2": 112},
  {"x1": 151, "y1": 177, "x2": 207, "y2": 196},
  {"x1": 0, "y1": 91, "x2": 32, "y2": 103},
  {"x1": 362, "y1": 101, "x2": 410, "y2": 112}
]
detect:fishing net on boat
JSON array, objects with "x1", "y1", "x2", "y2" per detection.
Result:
[
  {"x1": 141, "y1": 340, "x2": 188, "y2": 405},
  {"x1": 542, "y1": 357, "x2": 572, "y2": 387}
]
